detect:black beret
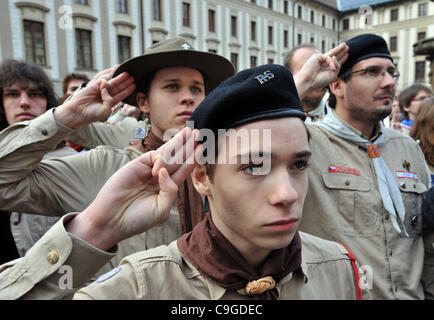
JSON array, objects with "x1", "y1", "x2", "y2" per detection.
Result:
[
  {"x1": 422, "y1": 186, "x2": 434, "y2": 229},
  {"x1": 189, "y1": 64, "x2": 305, "y2": 138},
  {"x1": 339, "y1": 33, "x2": 393, "y2": 77}
]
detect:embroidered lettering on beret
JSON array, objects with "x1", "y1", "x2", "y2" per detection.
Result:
[{"x1": 254, "y1": 71, "x2": 275, "y2": 84}]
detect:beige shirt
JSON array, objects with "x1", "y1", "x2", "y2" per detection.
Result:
[
  {"x1": 300, "y1": 121, "x2": 433, "y2": 299},
  {"x1": 67, "y1": 117, "x2": 148, "y2": 150},
  {"x1": 10, "y1": 146, "x2": 78, "y2": 257},
  {"x1": 0, "y1": 109, "x2": 183, "y2": 276},
  {"x1": 0, "y1": 214, "x2": 371, "y2": 300}
]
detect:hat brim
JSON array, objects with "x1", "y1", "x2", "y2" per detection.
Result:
[{"x1": 114, "y1": 50, "x2": 235, "y2": 106}]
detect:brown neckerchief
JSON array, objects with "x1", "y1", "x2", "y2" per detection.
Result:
[
  {"x1": 141, "y1": 130, "x2": 204, "y2": 234},
  {"x1": 177, "y1": 213, "x2": 302, "y2": 300}
]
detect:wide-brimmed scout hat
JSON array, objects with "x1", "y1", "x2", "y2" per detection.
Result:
[{"x1": 113, "y1": 37, "x2": 235, "y2": 106}]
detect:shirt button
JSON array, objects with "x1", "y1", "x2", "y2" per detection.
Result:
[
  {"x1": 47, "y1": 251, "x2": 59, "y2": 264},
  {"x1": 411, "y1": 215, "x2": 418, "y2": 226},
  {"x1": 345, "y1": 180, "x2": 350, "y2": 186},
  {"x1": 400, "y1": 182, "x2": 406, "y2": 189},
  {"x1": 41, "y1": 129, "x2": 48, "y2": 136}
]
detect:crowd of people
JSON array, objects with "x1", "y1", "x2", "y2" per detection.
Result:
[{"x1": 0, "y1": 33, "x2": 432, "y2": 300}]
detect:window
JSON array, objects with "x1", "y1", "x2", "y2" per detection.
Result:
[
  {"x1": 418, "y1": 3, "x2": 428, "y2": 17},
  {"x1": 297, "y1": 33, "x2": 302, "y2": 45},
  {"x1": 390, "y1": 36, "x2": 397, "y2": 52},
  {"x1": 118, "y1": 35, "x2": 131, "y2": 63},
  {"x1": 310, "y1": 37, "x2": 314, "y2": 44},
  {"x1": 208, "y1": 9, "x2": 215, "y2": 32},
  {"x1": 322, "y1": 15, "x2": 325, "y2": 27},
  {"x1": 116, "y1": 0, "x2": 127, "y2": 13},
  {"x1": 284, "y1": 1, "x2": 289, "y2": 14},
  {"x1": 23, "y1": 20, "x2": 46, "y2": 66},
  {"x1": 152, "y1": 0, "x2": 162, "y2": 21},
  {"x1": 415, "y1": 61, "x2": 425, "y2": 81},
  {"x1": 74, "y1": 0, "x2": 88, "y2": 4},
  {"x1": 268, "y1": 26, "x2": 273, "y2": 45},
  {"x1": 251, "y1": 21, "x2": 256, "y2": 41},
  {"x1": 321, "y1": 40, "x2": 325, "y2": 53},
  {"x1": 208, "y1": 49, "x2": 217, "y2": 54},
  {"x1": 418, "y1": 31, "x2": 426, "y2": 41},
  {"x1": 251, "y1": 0, "x2": 256, "y2": 4},
  {"x1": 310, "y1": 10, "x2": 314, "y2": 23},
  {"x1": 390, "y1": 9, "x2": 398, "y2": 21},
  {"x1": 343, "y1": 18, "x2": 349, "y2": 30},
  {"x1": 283, "y1": 30, "x2": 288, "y2": 48},
  {"x1": 298, "y1": 6, "x2": 302, "y2": 19},
  {"x1": 268, "y1": 58, "x2": 274, "y2": 64},
  {"x1": 231, "y1": 53, "x2": 238, "y2": 72},
  {"x1": 332, "y1": 18, "x2": 336, "y2": 30},
  {"x1": 182, "y1": 2, "x2": 190, "y2": 27},
  {"x1": 250, "y1": 55, "x2": 257, "y2": 67},
  {"x1": 76, "y1": 29, "x2": 93, "y2": 69},
  {"x1": 231, "y1": 16, "x2": 237, "y2": 37},
  {"x1": 268, "y1": 0, "x2": 273, "y2": 10}
]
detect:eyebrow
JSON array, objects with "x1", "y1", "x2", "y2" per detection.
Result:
[
  {"x1": 161, "y1": 79, "x2": 204, "y2": 86},
  {"x1": 229, "y1": 150, "x2": 312, "y2": 163}
]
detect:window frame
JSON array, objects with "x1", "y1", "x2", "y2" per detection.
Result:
[{"x1": 23, "y1": 20, "x2": 46, "y2": 66}]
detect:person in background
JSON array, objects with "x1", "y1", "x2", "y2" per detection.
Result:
[
  {"x1": 59, "y1": 73, "x2": 90, "y2": 152},
  {"x1": 284, "y1": 44, "x2": 329, "y2": 122},
  {"x1": 410, "y1": 98, "x2": 434, "y2": 186},
  {"x1": 0, "y1": 59, "x2": 77, "y2": 259},
  {"x1": 398, "y1": 84, "x2": 432, "y2": 135}
]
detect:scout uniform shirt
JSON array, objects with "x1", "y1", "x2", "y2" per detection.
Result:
[
  {"x1": 300, "y1": 118, "x2": 433, "y2": 299},
  {"x1": 10, "y1": 145, "x2": 78, "y2": 257},
  {"x1": 66, "y1": 116, "x2": 148, "y2": 150},
  {"x1": 0, "y1": 109, "x2": 183, "y2": 277},
  {"x1": 0, "y1": 213, "x2": 371, "y2": 300}
]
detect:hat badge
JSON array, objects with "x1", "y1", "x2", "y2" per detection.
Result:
[{"x1": 181, "y1": 43, "x2": 191, "y2": 50}]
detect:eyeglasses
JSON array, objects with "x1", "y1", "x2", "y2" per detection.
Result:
[{"x1": 350, "y1": 65, "x2": 400, "y2": 81}]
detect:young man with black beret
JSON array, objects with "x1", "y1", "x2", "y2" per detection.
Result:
[{"x1": 299, "y1": 33, "x2": 433, "y2": 299}]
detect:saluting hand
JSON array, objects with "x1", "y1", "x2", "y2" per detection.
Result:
[
  {"x1": 66, "y1": 127, "x2": 201, "y2": 251},
  {"x1": 294, "y1": 42, "x2": 349, "y2": 99},
  {"x1": 54, "y1": 70, "x2": 136, "y2": 129}
]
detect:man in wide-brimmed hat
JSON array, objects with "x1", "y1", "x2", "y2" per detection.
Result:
[
  {"x1": 0, "y1": 38, "x2": 234, "y2": 295},
  {"x1": 66, "y1": 38, "x2": 234, "y2": 150}
]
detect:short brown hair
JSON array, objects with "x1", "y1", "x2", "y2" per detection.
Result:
[
  {"x1": 62, "y1": 73, "x2": 90, "y2": 95},
  {"x1": 283, "y1": 44, "x2": 317, "y2": 72},
  {"x1": 399, "y1": 84, "x2": 432, "y2": 120}
]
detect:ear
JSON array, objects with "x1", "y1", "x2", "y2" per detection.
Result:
[
  {"x1": 329, "y1": 79, "x2": 345, "y2": 100},
  {"x1": 402, "y1": 105, "x2": 411, "y2": 113},
  {"x1": 136, "y1": 93, "x2": 150, "y2": 114},
  {"x1": 191, "y1": 165, "x2": 212, "y2": 197}
]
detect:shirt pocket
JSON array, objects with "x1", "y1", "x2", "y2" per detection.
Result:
[
  {"x1": 322, "y1": 171, "x2": 379, "y2": 236},
  {"x1": 398, "y1": 181, "x2": 427, "y2": 238}
]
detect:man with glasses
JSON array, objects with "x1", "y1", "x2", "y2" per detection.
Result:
[
  {"x1": 398, "y1": 84, "x2": 432, "y2": 135},
  {"x1": 298, "y1": 34, "x2": 434, "y2": 299}
]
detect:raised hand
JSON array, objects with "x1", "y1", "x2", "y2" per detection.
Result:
[
  {"x1": 54, "y1": 70, "x2": 136, "y2": 129},
  {"x1": 294, "y1": 42, "x2": 349, "y2": 99},
  {"x1": 66, "y1": 127, "x2": 201, "y2": 251}
]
